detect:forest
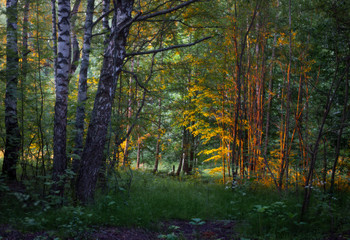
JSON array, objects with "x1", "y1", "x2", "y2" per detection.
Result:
[{"x1": 0, "y1": 0, "x2": 349, "y2": 239}]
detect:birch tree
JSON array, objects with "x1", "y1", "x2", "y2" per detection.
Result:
[
  {"x1": 72, "y1": 0, "x2": 95, "y2": 174},
  {"x1": 52, "y1": 0, "x2": 71, "y2": 194}
]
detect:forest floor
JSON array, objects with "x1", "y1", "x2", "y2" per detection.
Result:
[
  {"x1": 1, "y1": 171, "x2": 350, "y2": 239},
  {"x1": 0, "y1": 220, "x2": 238, "y2": 240},
  {"x1": 2, "y1": 221, "x2": 350, "y2": 240}
]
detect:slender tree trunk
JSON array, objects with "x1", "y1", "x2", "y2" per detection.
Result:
[
  {"x1": 72, "y1": 0, "x2": 95, "y2": 175},
  {"x1": 69, "y1": 0, "x2": 81, "y2": 75},
  {"x1": 136, "y1": 77, "x2": 141, "y2": 169},
  {"x1": 279, "y1": 0, "x2": 292, "y2": 190},
  {"x1": 262, "y1": 32, "x2": 279, "y2": 190},
  {"x1": 35, "y1": 0, "x2": 46, "y2": 178},
  {"x1": 52, "y1": 0, "x2": 71, "y2": 195},
  {"x1": 51, "y1": 0, "x2": 58, "y2": 86},
  {"x1": 231, "y1": 0, "x2": 260, "y2": 183},
  {"x1": 330, "y1": 59, "x2": 349, "y2": 194},
  {"x1": 189, "y1": 130, "x2": 195, "y2": 173},
  {"x1": 182, "y1": 128, "x2": 190, "y2": 174},
  {"x1": 136, "y1": 136, "x2": 141, "y2": 169},
  {"x1": 176, "y1": 127, "x2": 186, "y2": 176},
  {"x1": 153, "y1": 98, "x2": 162, "y2": 173},
  {"x1": 19, "y1": 0, "x2": 30, "y2": 180},
  {"x1": 76, "y1": 0, "x2": 134, "y2": 203},
  {"x1": 123, "y1": 59, "x2": 134, "y2": 166},
  {"x1": 112, "y1": 75, "x2": 124, "y2": 168},
  {"x1": 3, "y1": 0, "x2": 20, "y2": 181},
  {"x1": 322, "y1": 138, "x2": 327, "y2": 193}
]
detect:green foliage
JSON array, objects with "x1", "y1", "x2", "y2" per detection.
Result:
[{"x1": 189, "y1": 218, "x2": 205, "y2": 226}]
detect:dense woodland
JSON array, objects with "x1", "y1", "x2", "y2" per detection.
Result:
[{"x1": 0, "y1": 0, "x2": 349, "y2": 239}]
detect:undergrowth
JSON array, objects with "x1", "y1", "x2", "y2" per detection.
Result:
[{"x1": 0, "y1": 170, "x2": 349, "y2": 239}]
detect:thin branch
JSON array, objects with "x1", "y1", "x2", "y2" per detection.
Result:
[
  {"x1": 136, "y1": 0, "x2": 200, "y2": 21},
  {"x1": 92, "y1": 9, "x2": 114, "y2": 28},
  {"x1": 91, "y1": 31, "x2": 109, "y2": 38},
  {"x1": 144, "y1": 19, "x2": 226, "y2": 29},
  {"x1": 122, "y1": 69, "x2": 150, "y2": 92},
  {"x1": 239, "y1": 0, "x2": 261, "y2": 67},
  {"x1": 126, "y1": 36, "x2": 211, "y2": 57}
]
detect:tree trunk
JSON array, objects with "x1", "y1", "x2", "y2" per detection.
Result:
[
  {"x1": 102, "y1": 0, "x2": 111, "y2": 45},
  {"x1": 72, "y1": 0, "x2": 95, "y2": 175},
  {"x1": 69, "y1": 0, "x2": 82, "y2": 75},
  {"x1": 76, "y1": 0, "x2": 134, "y2": 204},
  {"x1": 153, "y1": 98, "x2": 162, "y2": 173},
  {"x1": 34, "y1": 0, "x2": 46, "y2": 179},
  {"x1": 262, "y1": 32, "x2": 279, "y2": 190},
  {"x1": 136, "y1": 135, "x2": 141, "y2": 169},
  {"x1": 51, "y1": 0, "x2": 58, "y2": 86},
  {"x1": 177, "y1": 127, "x2": 190, "y2": 175},
  {"x1": 2, "y1": 0, "x2": 20, "y2": 181},
  {"x1": 176, "y1": 127, "x2": 187, "y2": 176},
  {"x1": 52, "y1": 0, "x2": 71, "y2": 195},
  {"x1": 188, "y1": 129, "x2": 195, "y2": 173},
  {"x1": 278, "y1": 0, "x2": 292, "y2": 191},
  {"x1": 330, "y1": 59, "x2": 349, "y2": 194},
  {"x1": 123, "y1": 59, "x2": 134, "y2": 166},
  {"x1": 19, "y1": 0, "x2": 30, "y2": 180}
]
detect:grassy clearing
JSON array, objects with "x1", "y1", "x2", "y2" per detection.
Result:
[{"x1": 0, "y1": 170, "x2": 349, "y2": 239}]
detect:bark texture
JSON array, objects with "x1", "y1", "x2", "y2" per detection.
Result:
[
  {"x1": 69, "y1": 0, "x2": 82, "y2": 74},
  {"x1": 76, "y1": 0, "x2": 134, "y2": 204},
  {"x1": 52, "y1": 0, "x2": 71, "y2": 194},
  {"x1": 72, "y1": 0, "x2": 95, "y2": 174},
  {"x1": 51, "y1": 0, "x2": 58, "y2": 84},
  {"x1": 3, "y1": 0, "x2": 20, "y2": 181}
]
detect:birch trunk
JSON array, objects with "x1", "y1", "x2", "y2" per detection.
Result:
[
  {"x1": 52, "y1": 0, "x2": 71, "y2": 195},
  {"x1": 51, "y1": 0, "x2": 58, "y2": 86},
  {"x1": 72, "y1": 0, "x2": 95, "y2": 174}
]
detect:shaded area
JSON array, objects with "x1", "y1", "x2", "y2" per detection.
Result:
[{"x1": 0, "y1": 220, "x2": 237, "y2": 240}]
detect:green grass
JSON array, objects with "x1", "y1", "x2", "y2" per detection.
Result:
[{"x1": 1, "y1": 170, "x2": 349, "y2": 239}]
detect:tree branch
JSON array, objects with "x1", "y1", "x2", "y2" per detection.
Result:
[
  {"x1": 126, "y1": 36, "x2": 211, "y2": 57},
  {"x1": 122, "y1": 69, "x2": 150, "y2": 92},
  {"x1": 92, "y1": 9, "x2": 114, "y2": 29},
  {"x1": 136, "y1": 0, "x2": 200, "y2": 21}
]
